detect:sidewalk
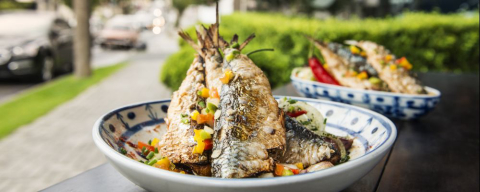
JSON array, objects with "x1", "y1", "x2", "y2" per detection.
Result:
[{"x1": 0, "y1": 31, "x2": 178, "y2": 192}]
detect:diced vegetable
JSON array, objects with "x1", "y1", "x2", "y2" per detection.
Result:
[
  {"x1": 137, "y1": 141, "x2": 154, "y2": 152},
  {"x1": 286, "y1": 110, "x2": 307, "y2": 118},
  {"x1": 356, "y1": 71, "x2": 368, "y2": 80},
  {"x1": 146, "y1": 151, "x2": 155, "y2": 159},
  {"x1": 385, "y1": 54, "x2": 393, "y2": 62},
  {"x1": 204, "y1": 126, "x2": 214, "y2": 134},
  {"x1": 191, "y1": 110, "x2": 200, "y2": 121},
  {"x1": 210, "y1": 88, "x2": 220, "y2": 99},
  {"x1": 192, "y1": 139, "x2": 206, "y2": 154},
  {"x1": 156, "y1": 157, "x2": 171, "y2": 170},
  {"x1": 200, "y1": 88, "x2": 209, "y2": 98},
  {"x1": 226, "y1": 50, "x2": 240, "y2": 62},
  {"x1": 220, "y1": 69, "x2": 234, "y2": 84},
  {"x1": 148, "y1": 159, "x2": 158, "y2": 166},
  {"x1": 151, "y1": 138, "x2": 159, "y2": 147},
  {"x1": 295, "y1": 163, "x2": 304, "y2": 170},
  {"x1": 350, "y1": 45, "x2": 360, "y2": 54},
  {"x1": 197, "y1": 113, "x2": 213, "y2": 125},
  {"x1": 199, "y1": 130, "x2": 212, "y2": 140},
  {"x1": 274, "y1": 164, "x2": 284, "y2": 176},
  {"x1": 282, "y1": 169, "x2": 294, "y2": 176},
  {"x1": 207, "y1": 102, "x2": 218, "y2": 112},
  {"x1": 198, "y1": 101, "x2": 206, "y2": 108},
  {"x1": 397, "y1": 57, "x2": 412, "y2": 70},
  {"x1": 291, "y1": 169, "x2": 300, "y2": 175},
  {"x1": 203, "y1": 139, "x2": 213, "y2": 150},
  {"x1": 389, "y1": 64, "x2": 397, "y2": 71},
  {"x1": 369, "y1": 77, "x2": 382, "y2": 85}
]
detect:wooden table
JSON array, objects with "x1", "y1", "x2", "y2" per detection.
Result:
[{"x1": 42, "y1": 72, "x2": 479, "y2": 192}]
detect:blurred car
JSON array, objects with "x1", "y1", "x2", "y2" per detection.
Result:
[
  {"x1": 0, "y1": 11, "x2": 74, "y2": 81},
  {"x1": 97, "y1": 15, "x2": 147, "y2": 50}
]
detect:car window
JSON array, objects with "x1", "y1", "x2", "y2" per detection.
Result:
[{"x1": 0, "y1": 14, "x2": 52, "y2": 37}]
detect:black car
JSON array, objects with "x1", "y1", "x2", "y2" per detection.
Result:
[{"x1": 0, "y1": 11, "x2": 73, "y2": 81}]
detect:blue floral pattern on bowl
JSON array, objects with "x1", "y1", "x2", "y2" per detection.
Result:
[{"x1": 291, "y1": 76, "x2": 441, "y2": 120}]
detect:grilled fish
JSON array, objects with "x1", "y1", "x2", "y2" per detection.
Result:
[
  {"x1": 309, "y1": 38, "x2": 389, "y2": 91},
  {"x1": 354, "y1": 41, "x2": 427, "y2": 94},
  {"x1": 275, "y1": 116, "x2": 338, "y2": 167},
  {"x1": 211, "y1": 49, "x2": 286, "y2": 178},
  {"x1": 158, "y1": 56, "x2": 209, "y2": 165}
]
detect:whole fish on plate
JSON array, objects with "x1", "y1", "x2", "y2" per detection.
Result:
[
  {"x1": 274, "y1": 115, "x2": 352, "y2": 168},
  {"x1": 308, "y1": 38, "x2": 389, "y2": 91},
  {"x1": 180, "y1": 17, "x2": 286, "y2": 178},
  {"x1": 353, "y1": 41, "x2": 427, "y2": 94}
]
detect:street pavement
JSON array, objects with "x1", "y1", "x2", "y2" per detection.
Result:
[{"x1": 0, "y1": 29, "x2": 179, "y2": 192}]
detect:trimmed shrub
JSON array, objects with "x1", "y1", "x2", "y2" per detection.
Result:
[{"x1": 161, "y1": 12, "x2": 479, "y2": 90}]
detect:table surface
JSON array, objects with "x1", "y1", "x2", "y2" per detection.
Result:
[{"x1": 42, "y1": 72, "x2": 479, "y2": 192}]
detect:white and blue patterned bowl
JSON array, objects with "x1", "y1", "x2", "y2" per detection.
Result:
[
  {"x1": 291, "y1": 76, "x2": 441, "y2": 120},
  {"x1": 93, "y1": 97, "x2": 397, "y2": 192}
]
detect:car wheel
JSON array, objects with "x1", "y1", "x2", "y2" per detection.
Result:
[{"x1": 40, "y1": 55, "x2": 55, "y2": 81}]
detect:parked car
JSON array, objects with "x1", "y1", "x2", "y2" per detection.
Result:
[
  {"x1": 0, "y1": 11, "x2": 74, "y2": 81},
  {"x1": 97, "y1": 15, "x2": 147, "y2": 50}
]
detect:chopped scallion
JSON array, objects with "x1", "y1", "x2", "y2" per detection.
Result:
[{"x1": 146, "y1": 151, "x2": 155, "y2": 159}]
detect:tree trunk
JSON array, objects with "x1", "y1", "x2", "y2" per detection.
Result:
[{"x1": 73, "y1": 0, "x2": 91, "y2": 78}]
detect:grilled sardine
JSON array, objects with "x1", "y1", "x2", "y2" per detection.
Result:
[
  {"x1": 354, "y1": 41, "x2": 427, "y2": 94},
  {"x1": 158, "y1": 56, "x2": 209, "y2": 165}
]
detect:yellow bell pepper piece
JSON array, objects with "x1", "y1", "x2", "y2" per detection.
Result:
[
  {"x1": 192, "y1": 139, "x2": 205, "y2": 154},
  {"x1": 220, "y1": 69, "x2": 234, "y2": 84},
  {"x1": 295, "y1": 163, "x2": 304, "y2": 170},
  {"x1": 356, "y1": 71, "x2": 368, "y2": 80},
  {"x1": 390, "y1": 64, "x2": 397, "y2": 71},
  {"x1": 156, "y1": 157, "x2": 171, "y2": 170},
  {"x1": 191, "y1": 110, "x2": 199, "y2": 121},
  {"x1": 350, "y1": 45, "x2": 360, "y2": 54},
  {"x1": 200, "y1": 88, "x2": 209, "y2": 98},
  {"x1": 360, "y1": 51, "x2": 367, "y2": 57},
  {"x1": 151, "y1": 138, "x2": 159, "y2": 147},
  {"x1": 323, "y1": 64, "x2": 329, "y2": 70},
  {"x1": 193, "y1": 129, "x2": 202, "y2": 142},
  {"x1": 385, "y1": 54, "x2": 393, "y2": 62}
]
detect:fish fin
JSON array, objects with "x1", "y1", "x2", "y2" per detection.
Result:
[
  {"x1": 239, "y1": 33, "x2": 256, "y2": 51},
  {"x1": 178, "y1": 30, "x2": 205, "y2": 57}
]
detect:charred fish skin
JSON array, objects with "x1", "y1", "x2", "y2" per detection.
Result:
[
  {"x1": 355, "y1": 41, "x2": 427, "y2": 94},
  {"x1": 275, "y1": 116, "x2": 337, "y2": 168},
  {"x1": 158, "y1": 56, "x2": 209, "y2": 164},
  {"x1": 211, "y1": 49, "x2": 286, "y2": 178}
]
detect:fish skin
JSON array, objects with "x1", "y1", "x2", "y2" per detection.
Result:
[
  {"x1": 355, "y1": 41, "x2": 427, "y2": 94},
  {"x1": 211, "y1": 49, "x2": 286, "y2": 178},
  {"x1": 274, "y1": 116, "x2": 338, "y2": 168},
  {"x1": 158, "y1": 56, "x2": 209, "y2": 164}
]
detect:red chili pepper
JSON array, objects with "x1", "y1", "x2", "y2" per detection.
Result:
[
  {"x1": 203, "y1": 139, "x2": 213, "y2": 150},
  {"x1": 309, "y1": 57, "x2": 340, "y2": 85},
  {"x1": 286, "y1": 110, "x2": 307, "y2": 118}
]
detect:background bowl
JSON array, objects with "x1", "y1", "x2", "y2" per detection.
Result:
[
  {"x1": 93, "y1": 96, "x2": 397, "y2": 192},
  {"x1": 291, "y1": 76, "x2": 441, "y2": 120}
]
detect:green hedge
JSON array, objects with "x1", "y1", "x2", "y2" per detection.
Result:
[{"x1": 161, "y1": 12, "x2": 479, "y2": 90}]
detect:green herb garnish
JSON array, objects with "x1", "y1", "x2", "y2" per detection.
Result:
[
  {"x1": 154, "y1": 147, "x2": 159, "y2": 154},
  {"x1": 287, "y1": 98, "x2": 297, "y2": 104},
  {"x1": 146, "y1": 151, "x2": 155, "y2": 160},
  {"x1": 323, "y1": 118, "x2": 328, "y2": 125},
  {"x1": 198, "y1": 101, "x2": 206, "y2": 108},
  {"x1": 120, "y1": 147, "x2": 127, "y2": 155}
]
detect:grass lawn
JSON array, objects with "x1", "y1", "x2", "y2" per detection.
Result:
[{"x1": 0, "y1": 62, "x2": 126, "y2": 139}]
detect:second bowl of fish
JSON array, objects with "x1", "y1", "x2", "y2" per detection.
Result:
[{"x1": 93, "y1": 96, "x2": 397, "y2": 192}]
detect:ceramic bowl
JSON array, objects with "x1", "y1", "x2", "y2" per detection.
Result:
[
  {"x1": 92, "y1": 96, "x2": 397, "y2": 192},
  {"x1": 291, "y1": 76, "x2": 441, "y2": 120}
]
